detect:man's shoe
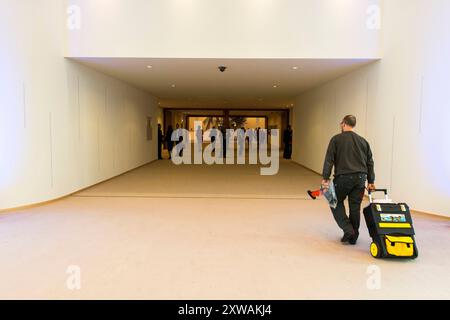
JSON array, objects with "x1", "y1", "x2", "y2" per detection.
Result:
[
  {"x1": 349, "y1": 232, "x2": 360, "y2": 245},
  {"x1": 341, "y1": 232, "x2": 353, "y2": 243}
]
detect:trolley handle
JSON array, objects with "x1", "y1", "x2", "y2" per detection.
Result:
[
  {"x1": 368, "y1": 189, "x2": 388, "y2": 195},
  {"x1": 368, "y1": 189, "x2": 389, "y2": 203}
]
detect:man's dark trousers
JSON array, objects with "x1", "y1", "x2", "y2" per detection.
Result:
[{"x1": 332, "y1": 173, "x2": 367, "y2": 235}]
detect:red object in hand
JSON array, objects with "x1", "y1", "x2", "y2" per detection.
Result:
[{"x1": 307, "y1": 189, "x2": 321, "y2": 200}]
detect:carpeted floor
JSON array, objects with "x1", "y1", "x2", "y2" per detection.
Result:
[
  {"x1": 75, "y1": 158, "x2": 318, "y2": 199},
  {"x1": 0, "y1": 159, "x2": 449, "y2": 299}
]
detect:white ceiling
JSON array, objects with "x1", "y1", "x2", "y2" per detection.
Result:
[{"x1": 73, "y1": 58, "x2": 375, "y2": 109}]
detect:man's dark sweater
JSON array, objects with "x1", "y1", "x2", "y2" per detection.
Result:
[{"x1": 322, "y1": 131, "x2": 375, "y2": 183}]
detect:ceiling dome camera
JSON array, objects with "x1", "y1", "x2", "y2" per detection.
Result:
[{"x1": 218, "y1": 65, "x2": 227, "y2": 72}]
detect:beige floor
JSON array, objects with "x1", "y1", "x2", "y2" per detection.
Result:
[
  {"x1": 75, "y1": 158, "x2": 318, "y2": 199},
  {"x1": 0, "y1": 159, "x2": 449, "y2": 299}
]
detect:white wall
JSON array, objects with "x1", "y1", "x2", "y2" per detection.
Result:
[
  {"x1": 292, "y1": 0, "x2": 450, "y2": 217},
  {"x1": 0, "y1": 0, "x2": 161, "y2": 210},
  {"x1": 65, "y1": 0, "x2": 381, "y2": 59}
]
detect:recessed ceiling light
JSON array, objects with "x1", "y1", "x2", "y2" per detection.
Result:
[
  {"x1": 147, "y1": 65, "x2": 153, "y2": 69},
  {"x1": 292, "y1": 66, "x2": 299, "y2": 70},
  {"x1": 171, "y1": 84, "x2": 176, "y2": 88},
  {"x1": 273, "y1": 84, "x2": 278, "y2": 88}
]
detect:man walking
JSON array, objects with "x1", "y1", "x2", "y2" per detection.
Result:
[{"x1": 322, "y1": 115, "x2": 376, "y2": 245}]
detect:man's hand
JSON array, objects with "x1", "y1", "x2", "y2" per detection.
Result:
[
  {"x1": 367, "y1": 184, "x2": 376, "y2": 191},
  {"x1": 321, "y1": 179, "x2": 330, "y2": 191}
]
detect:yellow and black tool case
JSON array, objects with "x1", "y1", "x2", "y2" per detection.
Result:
[{"x1": 363, "y1": 189, "x2": 418, "y2": 259}]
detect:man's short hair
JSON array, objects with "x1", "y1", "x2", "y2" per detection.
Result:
[{"x1": 342, "y1": 115, "x2": 357, "y2": 127}]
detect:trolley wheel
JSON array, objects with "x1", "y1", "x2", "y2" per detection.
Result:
[{"x1": 370, "y1": 241, "x2": 382, "y2": 259}]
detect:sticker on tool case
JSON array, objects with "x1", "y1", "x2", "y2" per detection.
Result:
[{"x1": 380, "y1": 213, "x2": 406, "y2": 222}]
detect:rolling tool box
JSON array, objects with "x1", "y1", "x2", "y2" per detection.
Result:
[{"x1": 363, "y1": 189, "x2": 418, "y2": 259}]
